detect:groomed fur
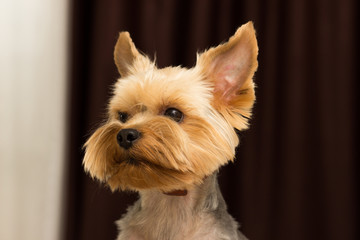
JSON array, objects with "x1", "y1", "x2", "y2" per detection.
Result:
[
  {"x1": 83, "y1": 21, "x2": 258, "y2": 240},
  {"x1": 84, "y1": 22, "x2": 258, "y2": 192}
]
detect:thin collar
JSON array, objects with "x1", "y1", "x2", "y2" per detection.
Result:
[{"x1": 163, "y1": 189, "x2": 188, "y2": 196}]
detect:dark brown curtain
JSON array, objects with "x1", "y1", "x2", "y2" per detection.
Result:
[{"x1": 63, "y1": 0, "x2": 359, "y2": 240}]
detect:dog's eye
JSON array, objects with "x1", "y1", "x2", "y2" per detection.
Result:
[
  {"x1": 118, "y1": 112, "x2": 129, "y2": 123},
  {"x1": 164, "y1": 108, "x2": 183, "y2": 122}
]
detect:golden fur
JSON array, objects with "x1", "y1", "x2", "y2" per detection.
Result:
[{"x1": 83, "y1": 22, "x2": 258, "y2": 193}]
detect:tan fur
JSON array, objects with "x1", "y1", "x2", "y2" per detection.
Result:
[
  {"x1": 84, "y1": 21, "x2": 257, "y2": 193},
  {"x1": 84, "y1": 21, "x2": 258, "y2": 240}
]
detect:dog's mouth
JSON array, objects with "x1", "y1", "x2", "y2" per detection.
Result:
[
  {"x1": 111, "y1": 152, "x2": 179, "y2": 177},
  {"x1": 126, "y1": 157, "x2": 139, "y2": 166},
  {"x1": 113, "y1": 151, "x2": 141, "y2": 166},
  {"x1": 106, "y1": 152, "x2": 201, "y2": 192},
  {"x1": 115, "y1": 148, "x2": 184, "y2": 171},
  {"x1": 119, "y1": 156, "x2": 177, "y2": 173}
]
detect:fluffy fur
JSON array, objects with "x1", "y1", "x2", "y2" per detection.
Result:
[{"x1": 83, "y1": 21, "x2": 258, "y2": 239}]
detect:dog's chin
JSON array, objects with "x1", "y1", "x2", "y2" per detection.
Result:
[{"x1": 105, "y1": 157, "x2": 204, "y2": 192}]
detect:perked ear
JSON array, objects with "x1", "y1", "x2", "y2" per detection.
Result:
[
  {"x1": 114, "y1": 32, "x2": 149, "y2": 77},
  {"x1": 197, "y1": 21, "x2": 259, "y2": 130}
]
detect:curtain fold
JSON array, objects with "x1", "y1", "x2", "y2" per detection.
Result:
[{"x1": 64, "y1": 1, "x2": 358, "y2": 239}]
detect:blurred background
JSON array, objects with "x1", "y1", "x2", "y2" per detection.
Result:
[{"x1": 0, "y1": 0, "x2": 358, "y2": 240}]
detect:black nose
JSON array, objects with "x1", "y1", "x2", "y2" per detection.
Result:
[{"x1": 117, "y1": 128, "x2": 140, "y2": 149}]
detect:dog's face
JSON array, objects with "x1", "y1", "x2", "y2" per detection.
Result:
[{"x1": 83, "y1": 22, "x2": 258, "y2": 192}]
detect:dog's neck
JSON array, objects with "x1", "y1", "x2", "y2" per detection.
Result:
[
  {"x1": 139, "y1": 173, "x2": 221, "y2": 210},
  {"x1": 134, "y1": 173, "x2": 225, "y2": 239},
  {"x1": 117, "y1": 172, "x2": 246, "y2": 239}
]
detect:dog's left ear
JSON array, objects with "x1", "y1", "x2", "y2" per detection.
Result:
[
  {"x1": 114, "y1": 32, "x2": 151, "y2": 77},
  {"x1": 197, "y1": 22, "x2": 258, "y2": 130}
]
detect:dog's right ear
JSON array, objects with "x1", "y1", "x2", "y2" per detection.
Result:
[
  {"x1": 196, "y1": 22, "x2": 258, "y2": 130},
  {"x1": 114, "y1": 32, "x2": 148, "y2": 77}
]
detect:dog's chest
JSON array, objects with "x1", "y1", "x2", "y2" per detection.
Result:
[
  {"x1": 122, "y1": 212, "x2": 220, "y2": 240},
  {"x1": 117, "y1": 192, "x2": 223, "y2": 240}
]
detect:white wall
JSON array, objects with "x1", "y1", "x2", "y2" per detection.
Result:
[{"x1": 0, "y1": 0, "x2": 68, "y2": 239}]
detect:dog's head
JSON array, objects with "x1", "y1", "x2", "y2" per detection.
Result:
[{"x1": 83, "y1": 22, "x2": 258, "y2": 192}]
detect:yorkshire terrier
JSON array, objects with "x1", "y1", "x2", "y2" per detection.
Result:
[{"x1": 83, "y1": 21, "x2": 258, "y2": 240}]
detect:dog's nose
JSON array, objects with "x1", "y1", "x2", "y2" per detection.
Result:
[{"x1": 117, "y1": 128, "x2": 140, "y2": 149}]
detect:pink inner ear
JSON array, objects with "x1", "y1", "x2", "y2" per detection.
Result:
[
  {"x1": 212, "y1": 48, "x2": 251, "y2": 102},
  {"x1": 214, "y1": 67, "x2": 239, "y2": 101},
  {"x1": 214, "y1": 60, "x2": 248, "y2": 102}
]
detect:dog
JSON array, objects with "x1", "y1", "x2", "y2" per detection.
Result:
[{"x1": 83, "y1": 21, "x2": 258, "y2": 240}]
